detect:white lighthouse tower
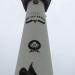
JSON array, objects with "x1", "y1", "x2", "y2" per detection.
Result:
[{"x1": 15, "y1": 0, "x2": 53, "y2": 75}]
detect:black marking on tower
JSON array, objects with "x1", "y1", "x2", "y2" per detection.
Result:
[
  {"x1": 19, "y1": 62, "x2": 37, "y2": 75},
  {"x1": 28, "y1": 40, "x2": 41, "y2": 53}
]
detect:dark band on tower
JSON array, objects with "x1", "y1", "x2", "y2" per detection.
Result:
[{"x1": 21, "y1": 0, "x2": 51, "y2": 12}]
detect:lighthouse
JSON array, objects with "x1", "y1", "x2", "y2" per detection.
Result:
[{"x1": 15, "y1": 0, "x2": 53, "y2": 75}]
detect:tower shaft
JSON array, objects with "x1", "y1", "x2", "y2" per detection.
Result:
[{"x1": 15, "y1": 1, "x2": 53, "y2": 75}]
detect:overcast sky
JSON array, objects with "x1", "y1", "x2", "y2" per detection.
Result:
[{"x1": 0, "y1": 0, "x2": 75, "y2": 75}]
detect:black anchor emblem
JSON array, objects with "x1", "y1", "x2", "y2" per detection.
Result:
[{"x1": 28, "y1": 40, "x2": 41, "y2": 52}]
